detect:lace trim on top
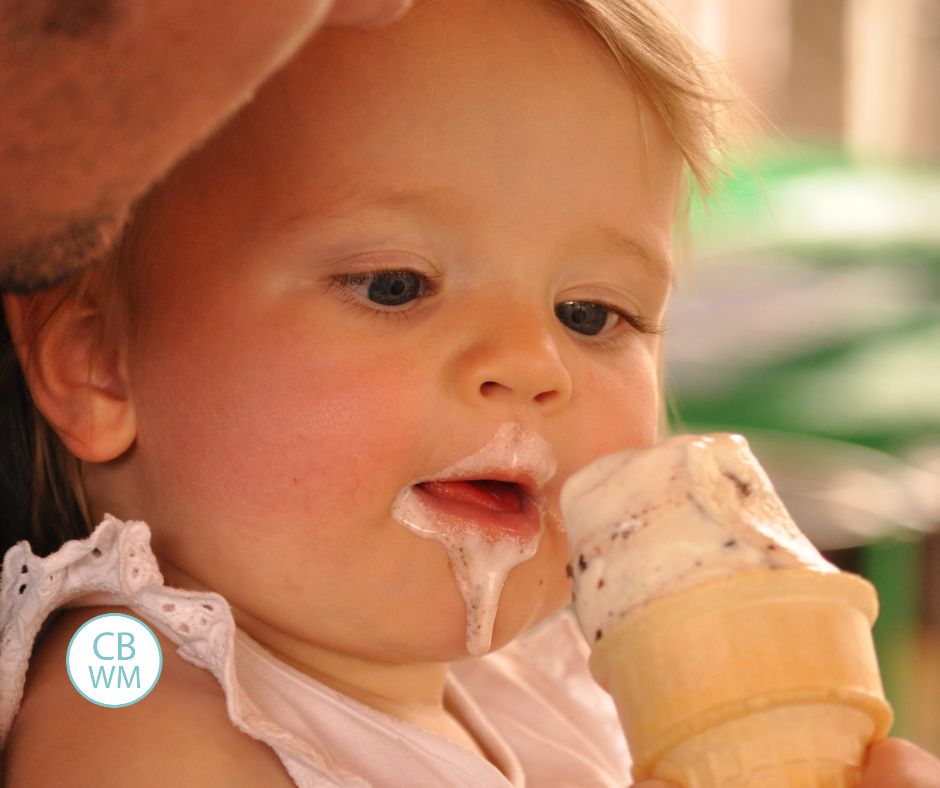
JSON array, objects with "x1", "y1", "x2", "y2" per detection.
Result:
[{"x1": 0, "y1": 515, "x2": 368, "y2": 786}]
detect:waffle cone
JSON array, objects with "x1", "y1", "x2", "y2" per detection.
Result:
[{"x1": 589, "y1": 569, "x2": 893, "y2": 787}]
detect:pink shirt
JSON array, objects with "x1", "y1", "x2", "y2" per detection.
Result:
[{"x1": 1, "y1": 516, "x2": 631, "y2": 786}]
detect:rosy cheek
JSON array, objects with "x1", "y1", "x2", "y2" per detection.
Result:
[
  {"x1": 131, "y1": 311, "x2": 423, "y2": 528},
  {"x1": 571, "y1": 350, "x2": 659, "y2": 455}
]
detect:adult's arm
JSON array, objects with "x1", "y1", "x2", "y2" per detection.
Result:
[{"x1": 0, "y1": 0, "x2": 412, "y2": 291}]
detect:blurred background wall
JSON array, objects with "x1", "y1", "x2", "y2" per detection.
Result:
[{"x1": 660, "y1": 0, "x2": 940, "y2": 753}]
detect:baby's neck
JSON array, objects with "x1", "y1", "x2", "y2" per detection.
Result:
[{"x1": 248, "y1": 615, "x2": 450, "y2": 712}]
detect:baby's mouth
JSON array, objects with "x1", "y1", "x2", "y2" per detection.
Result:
[
  {"x1": 416, "y1": 480, "x2": 525, "y2": 514},
  {"x1": 408, "y1": 476, "x2": 542, "y2": 540}
]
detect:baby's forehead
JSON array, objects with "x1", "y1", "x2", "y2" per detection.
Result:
[
  {"x1": 185, "y1": 7, "x2": 670, "y2": 178},
  {"x1": 135, "y1": 0, "x2": 681, "y2": 281},
  {"x1": 206, "y1": 2, "x2": 658, "y2": 142}
]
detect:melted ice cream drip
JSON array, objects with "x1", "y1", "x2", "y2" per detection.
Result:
[
  {"x1": 392, "y1": 422, "x2": 557, "y2": 656},
  {"x1": 392, "y1": 492, "x2": 541, "y2": 655}
]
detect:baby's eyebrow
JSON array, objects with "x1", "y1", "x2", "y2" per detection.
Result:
[
  {"x1": 565, "y1": 222, "x2": 674, "y2": 285},
  {"x1": 278, "y1": 184, "x2": 460, "y2": 228},
  {"x1": 276, "y1": 184, "x2": 673, "y2": 282}
]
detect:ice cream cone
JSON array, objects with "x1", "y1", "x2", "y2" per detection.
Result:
[{"x1": 589, "y1": 568, "x2": 893, "y2": 787}]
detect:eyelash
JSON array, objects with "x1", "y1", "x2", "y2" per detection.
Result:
[
  {"x1": 590, "y1": 303, "x2": 664, "y2": 338},
  {"x1": 330, "y1": 268, "x2": 663, "y2": 340},
  {"x1": 330, "y1": 269, "x2": 440, "y2": 319}
]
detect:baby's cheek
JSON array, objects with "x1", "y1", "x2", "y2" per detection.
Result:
[
  {"x1": 134, "y1": 331, "x2": 422, "y2": 527},
  {"x1": 569, "y1": 353, "x2": 661, "y2": 460},
  {"x1": 252, "y1": 362, "x2": 417, "y2": 508}
]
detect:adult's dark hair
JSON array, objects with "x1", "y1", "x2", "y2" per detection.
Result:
[
  {"x1": 1, "y1": 299, "x2": 92, "y2": 565},
  {"x1": 0, "y1": 312, "x2": 32, "y2": 557}
]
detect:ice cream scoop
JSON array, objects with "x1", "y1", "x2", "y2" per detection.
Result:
[
  {"x1": 560, "y1": 434, "x2": 893, "y2": 787},
  {"x1": 561, "y1": 433, "x2": 837, "y2": 643}
]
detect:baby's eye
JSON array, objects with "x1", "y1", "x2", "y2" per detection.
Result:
[
  {"x1": 335, "y1": 270, "x2": 428, "y2": 307},
  {"x1": 555, "y1": 300, "x2": 660, "y2": 338},
  {"x1": 555, "y1": 301, "x2": 618, "y2": 336}
]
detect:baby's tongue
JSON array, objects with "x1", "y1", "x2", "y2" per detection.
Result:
[{"x1": 419, "y1": 480, "x2": 522, "y2": 513}]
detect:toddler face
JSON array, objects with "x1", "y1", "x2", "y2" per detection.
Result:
[{"x1": 98, "y1": 0, "x2": 682, "y2": 662}]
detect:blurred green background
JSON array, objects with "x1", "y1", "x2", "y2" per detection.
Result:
[{"x1": 662, "y1": 0, "x2": 940, "y2": 753}]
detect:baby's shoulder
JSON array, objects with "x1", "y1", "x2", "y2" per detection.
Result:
[{"x1": 3, "y1": 605, "x2": 293, "y2": 787}]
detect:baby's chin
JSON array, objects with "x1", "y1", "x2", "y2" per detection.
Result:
[{"x1": 469, "y1": 580, "x2": 572, "y2": 657}]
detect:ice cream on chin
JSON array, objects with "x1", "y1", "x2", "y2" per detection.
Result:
[
  {"x1": 560, "y1": 433, "x2": 893, "y2": 787},
  {"x1": 392, "y1": 422, "x2": 557, "y2": 657}
]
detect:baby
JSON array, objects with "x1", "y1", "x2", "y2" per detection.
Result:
[{"x1": 2, "y1": 0, "x2": 937, "y2": 786}]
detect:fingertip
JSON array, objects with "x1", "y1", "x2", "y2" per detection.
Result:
[
  {"x1": 861, "y1": 736, "x2": 940, "y2": 787},
  {"x1": 866, "y1": 736, "x2": 924, "y2": 764}
]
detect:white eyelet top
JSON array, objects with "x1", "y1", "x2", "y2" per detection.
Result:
[{"x1": 1, "y1": 515, "x2": 630, "y2": 787}]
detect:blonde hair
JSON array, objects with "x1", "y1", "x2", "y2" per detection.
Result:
[
  {"x1": 553, "y1": 0, "x2": 730, "y2": 190},
  {"x1": 1, "y1": 0, "x2": 732, "y2": 558}
]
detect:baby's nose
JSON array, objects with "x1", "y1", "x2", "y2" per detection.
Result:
[{"x1": 449, "y1": 298, "x2": 573, "y2": 412}]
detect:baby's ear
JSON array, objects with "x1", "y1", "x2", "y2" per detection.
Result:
[{"x1": 2, "y1": 278, "x2": 136, "y2": 462}]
